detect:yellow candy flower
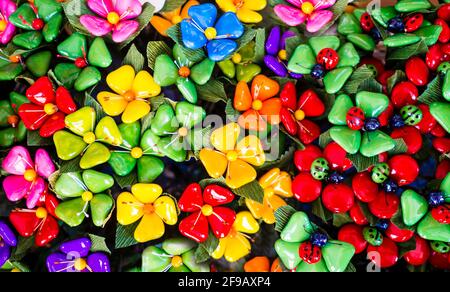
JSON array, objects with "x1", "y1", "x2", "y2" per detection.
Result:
[
  {"x1": 216, "y1": 0, "x2": 267, "y2": 23},
  {"x1": 199, "y1": 122, "x2": 266, "y2": 189},
  {"x1": 117, "y1": 184, "x2": 178, "y2": 243},
  {"x1": 150, "y1": 0, "x2": 199, "y2": 36},
  {"x1": 245, "y1": 168, "x2": 293, "y2": 224},
  {"x1": 212, "y1": 211, "x2": 260, "y2": 262},
  {"x1": 97, "y1": 65, "x2": 161, "y2": 124}
]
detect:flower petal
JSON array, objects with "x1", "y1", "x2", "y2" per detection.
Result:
[
  {"x1": 208, "y1": 207, "x2": 235, "y2": 238},
  {"x1": 311, "y1": 0, "x2": 336, "y2": 10},
  {"x1": 112, "y1": 20, "x2": 139, "y2": 43},
  {"x1": 154, "y1": 195, "x2": 178, "y2": 225},
  {"x1": 210, "y1": 122, "x2": 240, "y2": 152},
  {"x1": 35, "y1": 216, "x2": 59, "y2": 247},
  {"x1": 226, "y1": 159, "x2": 257, "y2": 189},
  {"x1": 131, "y1": 184, "x2": 162, "y2": 204},
  {"x1": 224, "y1": 234, "x2": 251, "y2": 262},
  {"x1": 9, "y1": 210, "x2": 40, "y2": 237},
  {"x1": 2, "y1": 146, "x2": 33, "y2": 175},
  {"x1": 0, "y1": 221, "x2": 17, "y2": 247},
  {"x1": 18, "y1": 103, "x2": 47, "y2": 131},
  {"x1": 134, "y1": 213, "x2": 165, "y2": 242},
  {"x1": 181, "y1": 0, "x2": 199, "y2": 18},
  {"x1": 80, "y1": 15, "x2": 112, "y2": 37},
  {"x1": 236, "y1": 8, "x2": 263, "y2": 23},
  {"x1": 234, "y1": 211, "x2": 260, "y2": 233},
  {"x1": 274, "y1": 4, "x2": 306, "y2": 27},
  {"x1": 117, "y1": 192, "x2": 144, "y2": 225},
  {"x1": 26, "y1": 177, "x2": 46, "y2": 209},
  {"x1": 286, "y1": 0, "x2": 302, "y2": 7},
  {"x1": 237, "y1": 109, "x2": 267, "y2": 131},
  {"x1": 132, "y1": 71, "x2": 161, "y2": 98},
  {"x1": 203, "y1": 184, "x2": 235, "y2": 206},
  {"x1": 0, "y1": 244, "x2": 11, "y2": 268},
  {"x1": 3, "y1": 176, "x2": 30, "y2": 203},
  {"x1": 34, "y1": 149, "x2": 55, "y2": 178},
  {"x1": 150, "y1": 15, "x2": 173, "y2": 36},
  {"x1": 234, "y1": 81, "x2": 253, "y2": 112},
  {"x1": 179, "y1": 212, "x2": 209, "y2": 243},
  {"x1": 243, "y1": 0, "x2": 267, "y2": 10},
  {"x1": 306, "y1": 10, "x2": 333, "y2": 33},
  {"x1": 216, "y1": 0, "x2": 237, "y2": 13},
  {"x1": 46, "y1": 253, "x2": 72, "y2": 272},
  {"x1": 199, "y1": 149, "x2": 228, "y2": 178},
  {"x1": 0, "y1": 22, "x2": 16, "y2": 44},
  {"x1": 87, "y1": 253, "x2": 110, "y2": 272},
  {"x1": 114, "y1": 0, "x2": 142, "y2": 20},
  {"x1": 97, "y1": 91, "x2": 128, "y2": 117},
  {"x1": 251, "y1": 74, "x2": 280, "y2": 101},
  {"x1": 188, "y1": 3, "x2": 217, "y2": 29},
  {"x1": 178, "y1": 183, "x2": 203, "y2": 212},
  {"x1": 86, "y1": 0, "x2": 114, "y2": 17},
  {"x1": 60, "y1": 237, "x2": 92, "y2": 257},
  {"x1": 215, "y1": 12, "x2": 244, "y2": 39},
  {"x1": 180, "y1": 20, "x2": 207, "y2": 50},
  {"x1": 211, "y1": 236, "x2": 229, "y2": 259},
  {"x1": 106, "y1": 65, "x2": 135, "y2": 95},
  {"x1": 206, "y1": 39, "x2": 238, "y2": 62},
  {"x1": 122, "y1": 100, "x2": 151, "y2": 123},
  {"x1": 260, "y1": 98, "x2": 282, "y2": 125},
  {"x1": 236, "y1": 135, "x2": 266, "y2": 166}
]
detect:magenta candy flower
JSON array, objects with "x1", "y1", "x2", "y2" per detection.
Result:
[
  {"x1": 274, "y1": 0, "x2": 336, "y2": 33},
  {"x1": 0, "y1": 0, "x2": 17, "y2": 44},
  {"x1": 80, "y1": 0, "x2": 142, "y2": 43},
  {"x1": 1, "y1": 146, "x2": 55, "y2": 209}
]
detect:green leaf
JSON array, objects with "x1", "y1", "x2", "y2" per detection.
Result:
[
  {"x1": 344, "y1": 65, "x2": 378, "y2": 94},
  {"x1": 199, "y1": 177, "x2": 227, "y2": 189},
  {"x1": 391, "y1": 207, "x2": 417, "y2": 231},
  {"x1": 197, "y1": 80, "x2": 228, "y2": 103},
  {"x1": 115, "y1": 221, "x2": 139, "y2": 249},
  {"x1": 232, "y1": 180, "x2": 265, "y2": 204},
  {"x1": 225, "y1": 99, "x2": 240, "y2": 122},
  {"x1": 146, "y1": 41, "x2": 171, "y2": 71},
  {"x1": 398, "y1": 237, "x2": 417, "y2": 258},
  {"x1": 161, "y1": 0, "x2": 187, "y2": 12},
  {"x1": 5, "y1": 260, "x2": 30, "y2": 272},
  {"x1": 274, "y1": 205, "x2": 297, "y2": 232},
  {"x1": 280, "y1": 127, "x2": 305, "y2": 149},
  {"x1": 194, "y1": 231, "x2": 219, "y2": 263},
  {"x1": 140, "y1": 112, "x2": 154, "y2": 134},
  {"x1": 358, "y1": 78, "x2": 383, "y2": 93},
  {"x1": 268, "y1": 0, "x2": 285, "y2": 5},
  {"x1": 113, "y1": 172, "x2": 138, "y2": 189},
  {"x1": 319, "y1": 130, "x2": 333, "y2": 149},
  {"x1": 167, "y1": 24, "x2": 206, "y2": 63},
  {"x1": 88, "y1": 234, "x2": 111, "y2": 254},
  {"x1": 272, "y1": 76, "x2": 298, "y2": 87},
  {"x1": 347, "y1": 153, "x2": 379, "y2": 172},
  {"x1": 389, "y1": 138, "x2": 408, "y2": 155},
  {"x1": 285, "y1": 34, "x2": 303, "y2": 59},
  {"x1": 119, "y1": 3, "x2": 155, "y2": 49},
  {"x1": 417, "y1": 75, "x2": 444, "y2": 105},
  {"x1": 62, "y1": 0, "x2": 91, "y2": 35},
  {"x1": 47, "y1": 69, "x2": 64, "y2": 87},
  {"x1": 312, "y1": 198, "x2": 332, "y2": 223},
  {"x1": 27, "y1": 130, "x2": 53, "y2": 146},
  {"x1": 59, "y1": 157, "x2": 82, "y2": 173},
  {"x1": 315, "y1": 0, "x2": 350, "y2": 35},
  {"x1": 236, "y1": 27, "x2": 257, "y2": 53},
  {"x1": 387, "y1": 40, "x2": 428, "y2": 61},
  {"x1": 387, "y1": 70, "x2": 407, "y2": 94},
  {"x1": 254, "y1": 28, "x2": 266, "y2": 64},
  {"x1": 10, "y1": 236, "x2": 35, "y2": 261},
  {"x1": 333, "y1": 212, "x2": 354, "y2": 227},
  {"x1": 84, "y1": 93, "x2": 106, "y2": 123},
  {"x1": 123, "y1": 44, "x2": 145, "y2": 72}
]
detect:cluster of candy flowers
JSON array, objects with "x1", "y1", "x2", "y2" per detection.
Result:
[{"x1": 0, "y1": 0, "x2": 449, "y2": 273}]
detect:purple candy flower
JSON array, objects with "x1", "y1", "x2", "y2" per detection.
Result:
[
  {"x1": 0, "y1": 220, "x2": 17, "y2": 268},
  {"x1": 46, "y1": 237, "x2": 110, "y2": 273},
  {"x1": 264, "y1": 26, "x2": 303, "y2": 79}
]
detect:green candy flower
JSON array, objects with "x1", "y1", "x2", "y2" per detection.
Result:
[{"x1": 0, "y1": 92, "x2": 28, "y2": 147}]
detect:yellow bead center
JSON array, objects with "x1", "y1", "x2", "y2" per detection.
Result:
[
  {"x1": 178, "y1": 66, "x2": 191, "y2": 78},
  {"x1": 278, "y1": 50, "x2": 287, "y2": 61},
  {"x1": 44, "y1": 103, "x2": 58, "y2": 115},
  {"x1": 74, "y1": 258, "x2": 87, "y2": 271},
  {"x1": 83, "y1": 132, "x2": 96, "y2": 144},
  {"x1": 107, "y1": 12, "x2": 120, "y2": 25},
  {"x1": 232, "y1": 53, "x2": 242, "y2": 64},
  {"x1": 201, "y1": 204, "x2": 214, "y2": 216},
  {"x1": 252, "y1": 100, "x2": 263, "y2": 111},
  {"x1": 82, "y1": 191, "x2": 93, "y2": 202},
  {"x1": 131, "y1": 147, "x2": 143, "y2": 159},
  {"x1": 172, "y1": 15, "x2": 182, "y2": 24},
  {"x1": 178, "y1": 127, "x2": 188, "y2": 137},
  {"x1": 24, "y1": 169, "x2": 37, "y2": 182},
  {"x1": 204, "y1": 27, "x2": 217, "y2": 40},
  {"x1": 301, "y1": 2, "x2": 315, "y2": 14},
  {"x1": 294, "y1": 109, "x2": 305, "y2": 121},
  {"x1": 35, "y1": 207, "x2": 47, "y2": 219},
  {"x1": 171, "y1": 255, "x2": 183, "y2": 268},
  {"x1": 143, "y1": 203, "x2": 155, "y2": 214},
  {"x1": 226, "y1": 150, "x2": 238, "y2": 162},
  {"x1": 10, "y1": 268, "x2": 21, "y2": 272},
  {"x1": 123, "y1": 90, "x2": 135, "y2": 102},
  {"x1": 0, "y1": 20, "x2": 7, "y2": 32}
]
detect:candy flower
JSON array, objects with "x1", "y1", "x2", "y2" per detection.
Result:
[
  {"x1": 9, "y1": 1, "x2": 62, "y2": 49},
  {"x1": 274, "y1": 0, "x2": 336, "y2": 33},
  {"x1": 142, "y1": 238, "x2": 209, "y2": 272},
  {"x1": 264, "y1": 26, "x2": 303, "y2": 78},
  {"x1": 216, "y1": 0, "x2": 267, "y2": 23},
  {"x1": 2, "y1": 146, "x2": 55, "y2": 209},
  {"x1": 275, "y1": 211, "x2": 355, "y2": 272},
  {"x1": 0, "y1": 221, "x2": 17, "y2": 268},
  {"x1": 55, "y1": 33, "x2": 112, "y2": 91},
  {"x1": 80, "y1": 0, "x2": 142, "y2": 43},
  {"x1": 150, "y1": 0, "x2": 199, "y2": 36},
  {"x1": 217, "y1": 41, "x2": 262, "y2": 82},
  {"x1": 180, "y1": 3, "x2": 244, "y2": 61},
  {"x1": 46, "y1": 237, "x2": 110, "y2": 272},
  {"x1": 199, "y1": 123, "x2": 266, "y2": 189},
  {"x1": 212, "y1": 211, "x2": 259, "y2": 262},
  {"x1": 53, "y1": 107, "x2": 123, "y2": 169},
  {"x1": 53, "y1": 170, "x2": 115, "y2": 228},
  {"x1": 234, "y1": 75, "x2": 281, "y2": 132},
  {"x1": 0, "y1": 0, "x2": 17, "y2": 44},
  {"x1": 117, "y1": 184, "x2": 178, "y2": 243},
  {"x1": 18, "y1": 77, "x2": 77, "y2": 138},
  {"x1": 178, "y1": 183, "x2": 236, "y2": 243},
  {"x1": 279, "y1": 82, "x2": 325, "y2": 144},
  {"x1": 9, "y1": 193, "x2": 60, "y2": 247},
  {"x1": 0, "y1": 92, "x2": 28, "y2": 147},
  {"x1": 154, "y1": 44, "x2": 215, "y2": 104},
  {"x1": 246, "y1": 168, "x2": 293, "y2": 224},
  {"x1": 97, "y1": 65, "x2": 161, "y2": 124},
  {"x1": 108, "y1": 121, "x2": 164, "y2": 183}
]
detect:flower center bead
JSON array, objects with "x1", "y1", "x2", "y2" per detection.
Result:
[
  {"x1": 24, "y1": 169, "x2": 37, "y2": 182},
  {"x1": 278, "y1": 50, "x2": 287, "y2": 61},
  {"x1": 83, "y1": 132, "x2": 96, "y2": 144},
  {"x1": 301, "y1": 2, "x2": 315, "y2": 15},
  {"x1": 201, "y1": 204, "x2": 214, "y2": 216},
  {"x1": 123, "y1": 90, "x2": 135, "y2": 101},
  {"x1": 204, "y1": 27, "x2": 217, "y2": 40},
  {"x1": 9, "y1": 55, "x2": 21, "y2": 63},
  {"x1": 7, "y1": 115, "x2": 19, "y2": 127},
  {"x1": 11, "y1": 268, "x2": 21, "y2": 272},
  {"x1": 31, "y1": 19, "x2": 44, "y2": 30},
  {"x1": 75, "y1": 57, "x2": 87, "y2": 68},
  {"x1": 232, "y1": 53, "x2": 242, "y2": 64},
  {"x1": 35, "y1": 207, "x2": 47, "y2": 219},
  {"x1": 0, "y1": 20, "x2": 7, "y2": 32},
  {"x1": 172, "y1": 15, "x2": 182, "y2": 24},
  {"x1": 226, "y1": 151, "x2": 238, "y2": 162},
  {"x1": 252, "y1": 100, "x2": 263, "y2": 111},
  {"x1": 74, "y1": 258, "x2": 87, "y2": 271},
  {"x1": 178, "y1": 66, "x2": 190, "y2": 78},
  {"x1": 171, "y1": 256, "x2": 183, "y2": 268},
  {"x1": 107, "y1": 12, "x2": 120, "y2": 25},
  {"x1": 178, "y1": 127, "x2": 189, "y2": 137},
  {"x1": 294, "y1": 109, "x2": 305, "y2": 121},
  {"x1": 131, "y1": 147, "x2": 143, "y2": 159},
  {"x1": 82, "y1": 191, "x2": 93, "y2": 202},
  {"x1": 233, "y1": 0, "x2": 244, "y2": 8},
  {"x1": 44, "y1": 103, "x2": 58, "y2": 115},
  {"x1": 143, "y1": 203, "x2": 155, "y2": 214}
]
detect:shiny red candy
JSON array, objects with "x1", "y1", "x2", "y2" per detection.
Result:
[
  {"x1": 338, "y1": 224, "x2": 367, "y2": 254},
  {"x1": 349, "y1": 203, "x2": 369, "y2": 225},
  {"x1": 437, "y1": 3, "x2": 450, "y2": 21},
  {"x1": 390, "y1": 126, "x2": 422, "y2": 154},
  {"x1": 352, "y1": 172, "x2": 378, "y2": 203},
  {"x1": 280, "y1": 81, "x2": 297, "y2": 110},
  {"x1": 75, "y1": 57, "x2": 88, "y2": 68},
  {"x1": 316, "y1": 48, "x2": 339, "y2": 70},
  {"x1": 429, "y1": 251, "x2": 450, "y2": 270},
  {"x1": 405, "y1": 57, "x2": 429, "y2": 86},
  {"x1": 435, "y1": 18, "x2": 450, "y2": 43},
  {"x1": 298, "y1": 242, "x2": 321, "y2": 264},
  {"x1": 368, "y1": 192, "x2": 399, "y2": 219},
  {"x1": 360, "y1": 12, "x2": 375, "y2": 32},
  {"x1": 404, "y1": 14, "x2": 423, "y2": 32},
  {"x1": 436, "y1": 160, "x2": 450, "y2": 180},
  {"x1": 378, "y1": 70, "x2": 395, "y2": 86},
  {"x1": 377, "y1": 103, "x2": 394, "y2": 127},
  {"x1": 32, "y1": 18, "x2": 44, "y2": 30},
  {"x1": 366, "y1": 237, "x2": 399, "y2": 268},
  {"x1": 346, "y1": 107, "x2": 365, "y2": 130},
  {"x1": 323, "y1": 142, "x2": 353, "y2": 172},
  {"x1": 391, "y1": 81, "x2": 418, "y2": 108},
  {"x1": 322, "y1": 183, "x2": 354, "y2": 213},
  {"x1": 385, "y1": 222, "x2": 414, "y2": 243},
  {"x1": 298, "y1": 119, "x2": 321, "y2": 145},
  {"x1": 426, "y1": 44, "x2": 444, "y2": 71},
  {"x1": 415, "y1": 104, "x2": 437, "y2": 133},
  {"x1": 431, "y1": 205, "x2": 450, "y2": 224},
  {"x1": 388, "y1": 154, "x2": 419, "y2": 186},
  {"x1": 292, "y1": 172, "x2": 322, "y2": 203},
  {"x1": 432, "y1": 137, "x2": 450, "y2": 154},
  {"x1": 403, "y1": 236, "x2": 431, "y2": 266},
  {"x1": 294, "y1": 145, "x2": 322, "y2": 172}
]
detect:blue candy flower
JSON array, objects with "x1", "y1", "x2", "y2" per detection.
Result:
[
  {"x1": 181, "y1": 4, "x2": 244, "y2": 62},
  {"x1": 0, "y1": 220, "x2": 17, "y2": 268}
]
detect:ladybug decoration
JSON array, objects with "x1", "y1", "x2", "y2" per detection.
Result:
[
  {"x1": 400, "y1": 105, "x2": 423, "y2": 126},
  {"x1": 371, "y1": 163, "x2": 390, "y2": 184},
  {"x1": 404, "y1": 14, "x2": 424, "y2": 33},
  {"x1": 316, "y1": 48, "x2": 339, "y2": 71},
  {"x1": 428, "y1": 191, "x2": 450, "y2": 224},
  {"x1": 299, "y1": 241, "x2": 322, "y2": 264},
  {"x1": 360, "y1": 12, "x2": 375, "y2": 33},
  {"x1": 346, "y1": 107, "x2": 366, "y2": 130},
  {"x1": 310, "y1": 158, "x2": 330, "y2": 181}
]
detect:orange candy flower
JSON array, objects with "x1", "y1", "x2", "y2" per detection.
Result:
[
  {"x1": 244, "y1": 257, "x2": 284, "y2": 272},
  {"x1": 150, "y1": 0, "x2": 199, "y2": 36}
]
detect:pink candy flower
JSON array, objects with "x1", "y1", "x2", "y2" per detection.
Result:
[
  {"x1": 274, "y1": 0, "x2": 336, "y2": 33},
  {"x1": 0, "y1": 0, "x2": 17, "y2": 44},
  {"x1": 80, "y1": 0, "x2": 142, "y2": 43},
  {"x1": 2, "y1": 146, "x2": 55, "y2": 209}
]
